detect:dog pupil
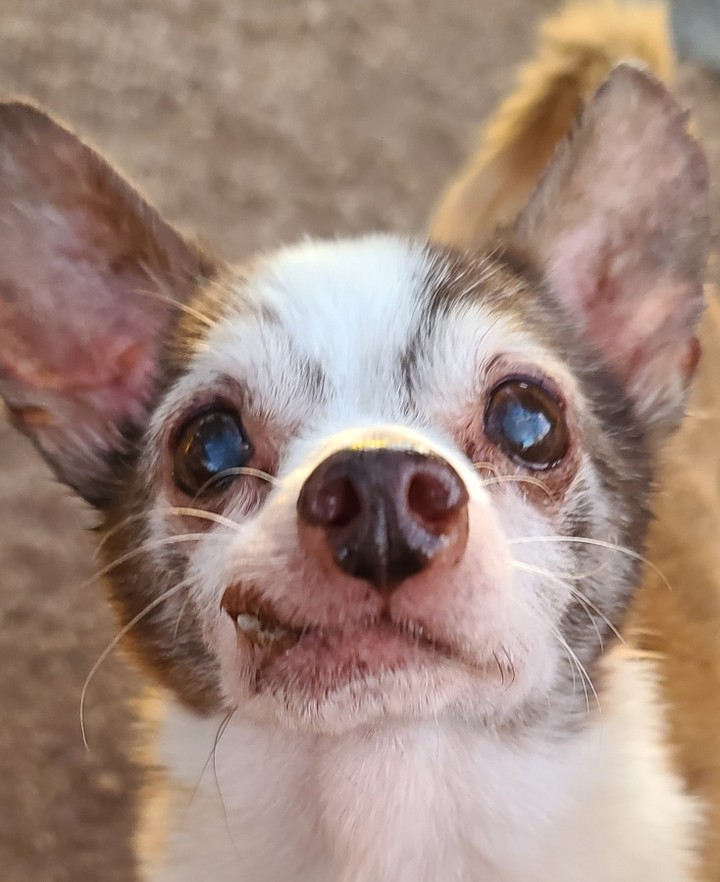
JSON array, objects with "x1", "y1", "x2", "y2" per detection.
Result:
[
  {"x1": 174, "y1": 410, "x2": 252, "y2": 494},
  {"x1": 484, "y1": 380, "x2": 567, "y2": 468},
  {"x1": 501, "y1": 398, "x2": 551, "y2": 452}
]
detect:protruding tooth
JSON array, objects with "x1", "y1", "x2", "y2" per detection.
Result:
[
  {"x1": 236, "y1": 613, "x2": 290, "y2": 648},
  {"x1": 236, "y1": 613, "x2": 263, "y2": 634}
]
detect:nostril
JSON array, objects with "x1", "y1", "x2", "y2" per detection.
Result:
[
  {"x1": 407, "y1": 469, "x2": 468, "y2": 526},
  {"x1": 298, "y1": 447, "x2": 470, "y2": 590},
  {"x1": 301, "y1": 476, "x2": 362, "y2": 528}
]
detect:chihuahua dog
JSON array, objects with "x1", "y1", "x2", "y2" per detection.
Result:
[{"x1": 1, "y1": 2, "x2": 718, "y2": 880}]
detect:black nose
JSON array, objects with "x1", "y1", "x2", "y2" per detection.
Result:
[{"x1": 297, "y1": 446, "x2": 469, "y2": 591}]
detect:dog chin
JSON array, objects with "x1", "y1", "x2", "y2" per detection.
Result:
[{"x1": 220, "y1": 645, "x2": 533, "y2": 735}]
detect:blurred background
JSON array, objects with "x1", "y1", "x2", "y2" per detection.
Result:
[{"x1": 0, "y1": 1, "x2": 718, "y2": 879}]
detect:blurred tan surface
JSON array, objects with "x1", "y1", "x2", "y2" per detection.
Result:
[{"x1": 0, "y1": 2, "x2": 719, "y2": 880}]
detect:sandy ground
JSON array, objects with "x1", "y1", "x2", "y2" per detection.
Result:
[{"x1": 0, "y1": 2, "x2": 719, "y2": 879}]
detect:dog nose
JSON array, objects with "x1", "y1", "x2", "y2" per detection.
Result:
[{"x1": 297, "y1": 447, "x2": 469, "y2": 591}]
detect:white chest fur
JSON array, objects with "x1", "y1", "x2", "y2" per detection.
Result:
[{"x1": 138, "y1": 653, "x2": 700, "y2": 882}]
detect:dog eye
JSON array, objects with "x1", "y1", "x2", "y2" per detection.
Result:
[
  {"x1": 173, "y1": 409, "x2": 253, "y2": 495},
  {"x1": 484, "y1": 379, "x2": 568, "y2": 469}
]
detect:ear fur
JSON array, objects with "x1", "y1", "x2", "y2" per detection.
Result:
[
  {"x1": 0, "y1": 103, "x2": 216, "y2": 505},
  {"x1": 512, "y1": 65, "x2": 709, "y2": 437}
]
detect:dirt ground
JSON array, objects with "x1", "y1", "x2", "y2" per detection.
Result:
[{"x1": 1, "y1": 1, "x2": 719, "y2": 880}]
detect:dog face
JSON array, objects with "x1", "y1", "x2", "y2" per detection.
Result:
[{"x1": 0, "y1": 67, "x2": 709, "y2": 735}]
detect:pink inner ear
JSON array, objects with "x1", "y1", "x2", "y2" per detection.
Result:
[
  {"x1": 513, "y1": 67, "x2": 709, "y2": 433},
  {"x1": 58, "y1": 336, "x2": 159, "y2": 427},
  {"x1": 1, "y1": 270, "x2": 166, "y2": 439},
  {"x1": 546, "y1": 221, "x2": 700, "y2": 395},
  {"x1": 1, "y1": 261, "x2": 182, "y2": 499},
  {"x1": 0, "y1": 103, "x2": 215, "y2": 501}
]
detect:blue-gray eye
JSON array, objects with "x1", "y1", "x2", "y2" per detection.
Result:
[
  {"x1": 484, "y1": 379, "x2": 568, "y2": 469},
  {"x1": 173, "y1": 409, "x2": 253, "y2": 495}
]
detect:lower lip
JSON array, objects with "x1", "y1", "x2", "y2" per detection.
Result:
[{"x1": 238, "y1": 621, "x2": 448, "y2": 698}]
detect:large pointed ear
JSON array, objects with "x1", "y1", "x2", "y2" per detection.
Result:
[
  {"x1": 0, "y1": 103, "x2": 216, "y2": 506},
  {"x1": 514, "y1": 65, "x2": 710, "y2": 438}
]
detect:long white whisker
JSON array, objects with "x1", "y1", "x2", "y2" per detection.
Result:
[
  {"x1": 194, "y1": 467, "x2": 279, "y2": 495},
  {"x1": 508, "y1": 536, "x2": 672, "y2": 592},
  {"x1": 168, "y1": 507, "x2": 246, "y2": 534},
  {"x1": 504, "y1": 590, "x2": 600, "y2": 714},
  {"x1": 96, "y1": 470, "x2": 276, "y2": 558},
  {"x1": 478, "y1": 473, "x2": 556, "y2": 500},
  {"x1": 473, "y1": 460, "x2": 499, "y2": 477},
  {"x1": 511, "y1": 560, "x2": 625, "y2": 645},
  {"x1": 513, "y1": 560, "x2": 604, "y2": 649},
  {"x1": 86, "y1": 533, "x2": 212, "y2": 587},
  {"x1": 80, "y1": 579, "x2": 189, "y2": 749},
  {"x1": 550, "y1": 623, "x2": 599, "y2": 713}
]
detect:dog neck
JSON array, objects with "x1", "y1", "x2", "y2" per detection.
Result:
[{"x1": 140, "y1": 650, "x2": 699, "y2": 882}]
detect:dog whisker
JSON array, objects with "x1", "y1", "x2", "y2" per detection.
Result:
[
  {"x1": 86, "y1": 533, "x2": 213, "y2": 588},
  {"x1": 551, "y1": 625, "x2": 599, "y2": 714},
  {"x1": 211, "y1": 709, "x2": 242, "y2": 857},
  {"x1": 471, "y1": 460, "x2": 555, "y2": 499},
  {"x1": 504, "y1": 591, "x2": 600, "y2": 714},
  {"x1": 95, "y1": 471, "x2": 276, "y2": 559},
  {"x1": 511, "y1": 559, "x2": 625, "y2": 646},
  {"x1": 478, "y1": 473, "x2": 556, "y2": 499},
  {"x1": 186, "y1": 709, "x2": 236, "y2": 813},
  {"x1": 508, "y1": 536, "x2": 673, "y2": 592},
  {"x1": 168, "y1": 507, "x2": 246, "y2": 534},
  {"x1": 80, "y1": 579, "x2": 191, "y2": 749},
  {"x1": 193, "y1": 466, "x2": 279, "y2": 497}
]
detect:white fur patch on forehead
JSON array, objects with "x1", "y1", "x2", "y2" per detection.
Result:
[
  {"x1": 190, "y1": 235, "x2": 432, "y2": 422},
  {"x1": 238, "y1": 234, "x2": 427, "y2": 380},
  {"x1": 251, "y1": 234, "x2": 428, "y2": 330}
]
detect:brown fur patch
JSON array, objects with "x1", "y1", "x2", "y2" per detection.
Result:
[{"x1": 100, "y1": 470, "x2": 223, "y2": 715}]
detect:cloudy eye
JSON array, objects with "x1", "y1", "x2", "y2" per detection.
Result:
[
  {"x1": 484, "y1": 379, "x2": 568, "y2": 469},
  {"x1": 173, "y1": 408, "x2": 253, "y2": 496}
]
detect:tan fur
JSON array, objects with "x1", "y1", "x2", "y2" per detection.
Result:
[
  {"x1": 632, "y1": 297, "x2": 720, "y2": 877},
  {"x1": 430, "y1": 2, "x2": 720, "y2": 877},
  {"x1": 430, "y1": 0, "x2": 673, "y2": 247}
]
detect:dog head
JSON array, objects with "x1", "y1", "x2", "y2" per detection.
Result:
[{"x1": 0, "y1": 67, "x2": 708, "y2": 735}]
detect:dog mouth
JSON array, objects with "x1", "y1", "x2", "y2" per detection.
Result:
[
  {"x1": 221, "y1": 586, "x2": 462, "y2": 686},
  {"x1": 219, "y1": 587, "x2": 517, "y2": 723}
]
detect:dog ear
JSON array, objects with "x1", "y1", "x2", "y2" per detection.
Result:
[
  {"x1": 0, "y1": 103, "x2": 216, "y2": 506},
  {"x1": 514, "y1": 65, "x2": 709, "y2": 437}
]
